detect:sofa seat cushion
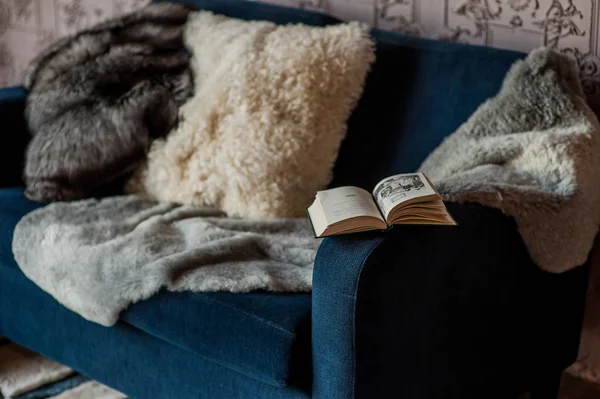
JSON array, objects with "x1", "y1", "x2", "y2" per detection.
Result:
[
  {"x1": 0, "y1": 188, "x2": 312, "y2": 389},
  {"x1": 120, "y1": 291, "x2": 312, "y2": 387}
]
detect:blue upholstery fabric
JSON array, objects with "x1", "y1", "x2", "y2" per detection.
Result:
[
  {"x1": 121, "y1": 290, "x2": 312, "y2": 387},
  {"x1": 331, "y1": 30, "x2": 525, "y2": 188},
  {"x1": 313, "y1": 203, "x2": 589, "y2": 399},
  {"x1": 0, "y1": 87, "x2": 27, "y2": 188},
  {"x1": 157, "y1": 0, "x2": 340, "y2": 26},
  {"x1": 0, "y1": 189, "x2": 43, "y2": 257},
  {"x1": 0, "y1": 188, "x2": 312, "y2": 397}
]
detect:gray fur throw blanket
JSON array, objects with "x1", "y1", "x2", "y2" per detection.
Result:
[
  {"x1": 420, "y1": 48, "x2": 600, "y2": 273},
  {"x1": 22, "y1": 3, "x2": 193, "y2": 203},
  {"x1": 12, "y1": 196, "x2": 318, "y2": 326}
]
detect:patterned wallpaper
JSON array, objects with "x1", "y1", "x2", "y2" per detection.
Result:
[
  {"x1": 0, "y1": 0, "x2": 150, "y2": 87},
  {"x1": 0, "y1": 0, "x2": 599, "y2": 97},
  {"x1": 263, "y1": 0, "x2": 600, "y2": 104}
]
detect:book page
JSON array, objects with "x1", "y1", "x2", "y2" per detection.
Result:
[
  {"x1": 318, "y1": 186, "x2": 384, "y2": 225},
  {"x1": 372, "y1": 173, "x2": 437, "y2": 220}
]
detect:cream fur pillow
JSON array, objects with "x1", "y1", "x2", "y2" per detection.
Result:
[{"x1": 126, "y1": 11, "x2": 375, "y2": 218}]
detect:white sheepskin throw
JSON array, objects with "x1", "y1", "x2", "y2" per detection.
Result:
[
  {"x1": 419, "y1": 48, "x2": 600, "y2": 273},
  {"x1": 126, "y1": 12, "x2": 375, "y2": 218},
  {"x1": 12, "y1": 195, "x2": 319, "y2": 326}
]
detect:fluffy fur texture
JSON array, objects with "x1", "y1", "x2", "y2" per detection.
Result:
[
  {"x1": 0, "y1": 343, "x2": 74, "y2": 397},
  {"x1": 12, "y1": 196, "x2": 319, "y2": 326},
  {"x1": 126, "y1": 12, "x2": 375, "y2": 218},
  {"x1": 23, "y1": 3, "x2": 193, "y2": 202},
  {"x1": 419, "y1": 48, "x2": 600, "y2": 273}
]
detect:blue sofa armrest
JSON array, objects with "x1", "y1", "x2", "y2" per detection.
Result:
[
  {"x1": 312, "y1": 203, "x2": 589, "y2": 399},
  {"x1": 0, "y1": 86, "x2": 28, "y2": 188}
]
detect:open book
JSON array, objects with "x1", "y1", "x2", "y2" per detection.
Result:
[{"x1": 307, "y1": 173, "x2": 456, "y2": 237}]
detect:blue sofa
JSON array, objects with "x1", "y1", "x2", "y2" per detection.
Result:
[{"x1": 0, "y1": 1, "x2": 591, "y2": 398}]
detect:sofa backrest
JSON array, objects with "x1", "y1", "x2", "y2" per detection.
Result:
[
  {"x1": 331, "y1": 31, "x2": 525, "y2": 189},
  {"x1": 159, "y1": 0, "x2": 525, "y2": 190},
  {"x1": 161, "y1": 0, "x2": 341, "y2": 26}
]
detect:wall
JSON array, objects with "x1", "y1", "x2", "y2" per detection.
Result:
[
  {"x1": 262, "y1": 0, "x2": 600, "y2": 104},
  {"x1": 1, "y1": 0, "x2": 599, "y2": 101},
  {"x1": 0, "y1": 0, "x2": 149, "y2": 87},
  {"x1": 1, "y1": 1, "x2": 600, "y2": 98}
]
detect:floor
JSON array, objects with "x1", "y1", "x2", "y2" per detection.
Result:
[{"x1": 2, "y1": 337, "x2": 600, "y2": 399}]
